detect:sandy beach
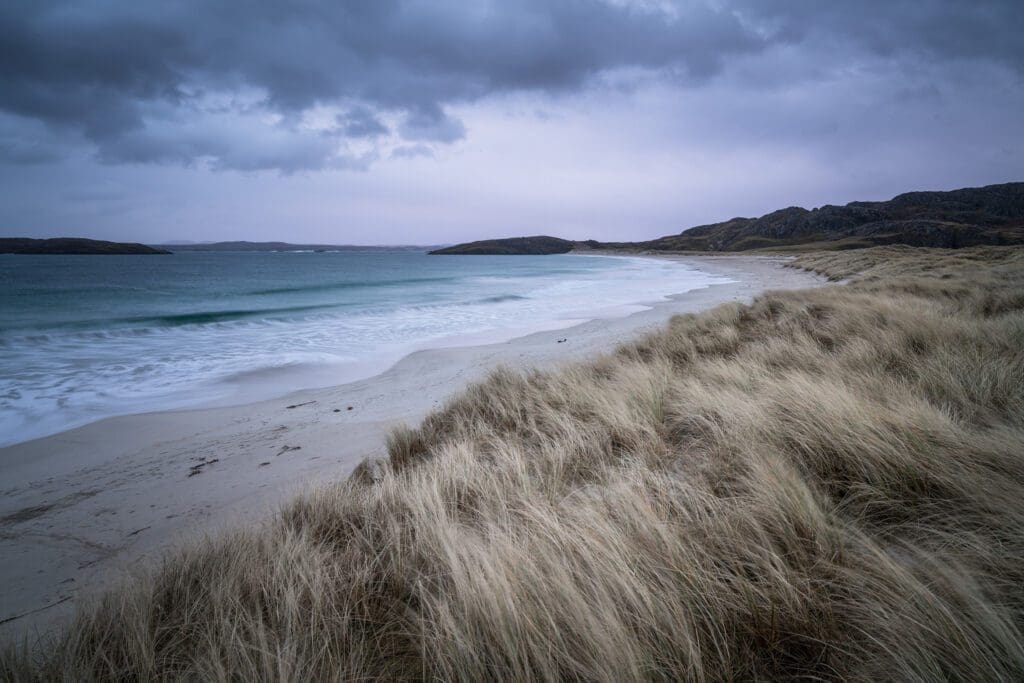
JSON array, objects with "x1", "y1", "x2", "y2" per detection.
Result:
[{"x1": 0, "y1": 255, "x2": 824, "y2": 644}]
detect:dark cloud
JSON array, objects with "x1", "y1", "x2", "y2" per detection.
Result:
[
  {"x1": 0, "y1": 138, "x2": 62, "y2": 165},
  {"x1": 0, "y1": 115, "x2": 64, "y2": 165},
  {"x1": 734, "y1": 1, "x2": 1024, "y2": 68},
  {"x1": 337, "y1": 107, "x2": 390, "y2": 139},
  {"x1": 390, "y1": 144, "x2": 435, "y2": 161},
  {"x1": 399, "y1": 103, "x2": 466, "y2": 143},
  {"x1": 0, "y1": 1, "x2": 1021, "y2": 172},
  {"x1": 93, "y1": 120, "x2": 378, "y2": 174}
]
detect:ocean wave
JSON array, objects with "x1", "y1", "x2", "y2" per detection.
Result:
[
  {"x1": 114, "y1": 303, "x2": 345, "y2": 327},
  {"x1": 250, "y1": 275, "x2": 458, "y2": 296},
  {"x1": 0, "y1": 303, "x2": 350, "y2": 342},
  {"x1": 472, "y1": 294, "x2": 529, "y2": 304}
]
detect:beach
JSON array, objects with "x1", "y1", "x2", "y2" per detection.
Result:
[{"x1": 0, "y1": 254, "x2": 824, "y2": 643}]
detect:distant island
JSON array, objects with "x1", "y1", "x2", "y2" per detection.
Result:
[
  {"x1": 429, "y1": 236, "x2": 575, "y2": 255},
  {"x1": 0, "y1": 238, "x2": 170, "y2": 255},
  {"x1": 432, "y1": 181, "x2": 1024, "y2": 254},
  {"x1": 0, "y1": 239, "x2": 443, "y2": 255}
]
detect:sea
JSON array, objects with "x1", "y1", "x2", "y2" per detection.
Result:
[{"x1": 0, "y1": 250, "x2": 730, "y2": 446}]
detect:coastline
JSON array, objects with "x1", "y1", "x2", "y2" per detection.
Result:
[{"x1": 0, "y1": 254, "x2": 825, "y2": 644}]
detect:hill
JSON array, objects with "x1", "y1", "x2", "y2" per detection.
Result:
[
  {"x1": 433, "y1": 182, "x2": 1024, "y2": 254},
  {"x1": 0, "y1": 238, "x2": 170, "y2": 255},
  {"x1": 429, "y1": 236, "x2": 575, "y2": 255},
  {"x1": 629, "y1": 181, "x2": 1024, "y2": 251}
]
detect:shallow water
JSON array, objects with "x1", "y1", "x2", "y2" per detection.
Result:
[{"x1": 0, "y1": 250, "x2": 730, "y2": 445}]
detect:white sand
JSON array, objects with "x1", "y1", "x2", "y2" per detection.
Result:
[{"x1": 0, "y1": 255, "x2": 824, "y2": 644}]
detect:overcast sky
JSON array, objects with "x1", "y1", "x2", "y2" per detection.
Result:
[{"x1": 1, "y1": 0, "x2": 1022, "y2": 245}]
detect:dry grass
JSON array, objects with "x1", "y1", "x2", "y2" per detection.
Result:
[{"x1": 5, "y1": 246, "x2": 1024, "y2": 681}]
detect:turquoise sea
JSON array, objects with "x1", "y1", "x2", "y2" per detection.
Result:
[{"x1": 0, "y1": 250, "x2": 729, "y2": 445}]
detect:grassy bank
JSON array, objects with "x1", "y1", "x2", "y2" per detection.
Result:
[{"x1": 5, "y1": 247, "x2": 1024, "y2": 680}]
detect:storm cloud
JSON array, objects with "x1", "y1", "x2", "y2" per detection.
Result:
[
  {"x1": 0, "y1": 1, "x2": 1022, "y2": 246},
  {"x1": 2, "y1": 1, "x2": 1021, "y2": 172}
]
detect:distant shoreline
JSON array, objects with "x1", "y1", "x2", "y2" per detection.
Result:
[
  {"x1": 152, "y1": 241, "x2": 437, "y2": 252},
  {"x1": 0, "y1": 237, "x2": 169, "y2": 255},
  {"x1": 1, "y1": 238, "x2": 444, "y2": 254}
]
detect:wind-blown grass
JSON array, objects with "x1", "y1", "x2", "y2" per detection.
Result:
[{"x1": 4, "y1": 246, "x2": 1024, "y2": 681}]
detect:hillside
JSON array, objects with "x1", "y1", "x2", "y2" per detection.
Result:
[
  {"x1": 433, "y1": 182, "x2": 1024, "y2": 254},
  {"x1": 429, "y1": 236, "x2": 575, "y2": 255},
  {"x1": 0, "y1": 238, "x2": 170, "y2": 255},
  {"x1": 630, "y1": 181, "x2": 1024, "y2": 251}
]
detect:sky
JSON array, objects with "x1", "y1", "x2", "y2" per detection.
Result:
[{"x1": 1, "y1": 0, "x2": 1023, "y2": 245}]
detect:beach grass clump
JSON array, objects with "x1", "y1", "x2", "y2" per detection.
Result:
[{"x1": 4, "y1": 246, "x2": 1024, "y2": 681}]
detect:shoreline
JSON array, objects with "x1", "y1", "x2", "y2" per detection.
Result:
[{"x1": 0, "y1": 254, "x2": 824, "y2": 644}]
